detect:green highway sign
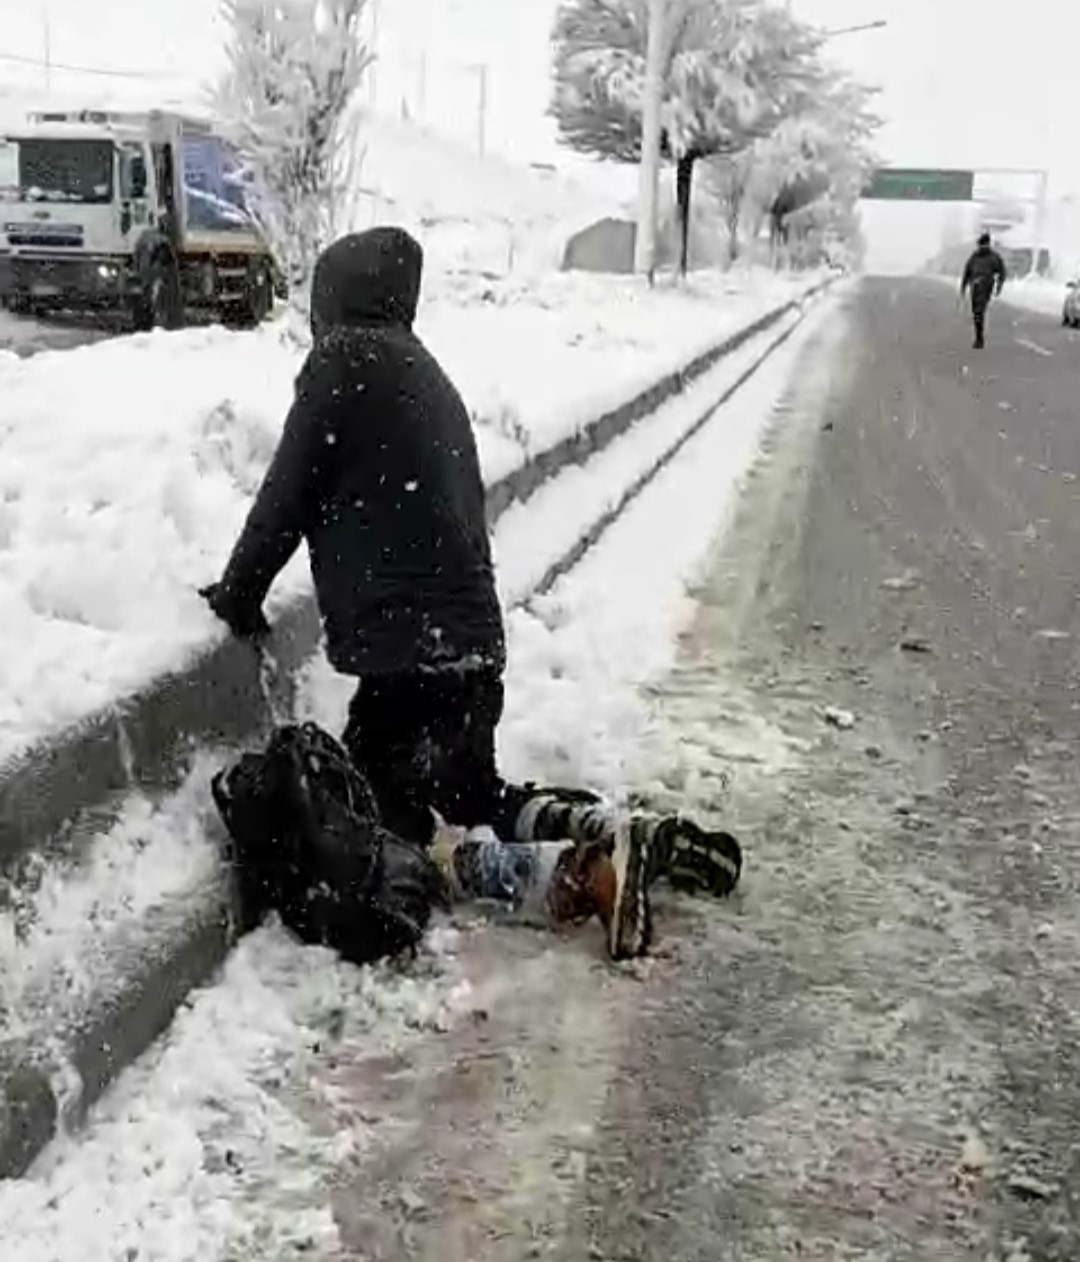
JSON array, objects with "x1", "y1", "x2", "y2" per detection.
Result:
[{"x1": 862, "y1": 168, "x2": 974, "y2": 201}]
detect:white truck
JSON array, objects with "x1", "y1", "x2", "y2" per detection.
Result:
[{"x1": 0, "y1": 108, "x2": 281, "y2": 329}]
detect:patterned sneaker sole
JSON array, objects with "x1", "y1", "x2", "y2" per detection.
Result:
[
  {"x1": 668, "y1": 823, "x2": 742, "y2": 897},
  {"x1": 607, "y1": 818, "x2": 652, "y2": 960}
]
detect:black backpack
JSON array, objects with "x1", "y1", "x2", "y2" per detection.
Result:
[{"x1": 211, "y1": 722, "x2": 448, "y2": 965}]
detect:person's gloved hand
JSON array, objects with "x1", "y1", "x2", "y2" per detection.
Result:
[{"x1": 199, "y1": 582, "x2": 271, "y2": 641}]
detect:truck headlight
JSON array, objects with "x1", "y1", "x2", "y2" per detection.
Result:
[{"x1": 97, "y1": 263, "x2": 118, "y2": 279}]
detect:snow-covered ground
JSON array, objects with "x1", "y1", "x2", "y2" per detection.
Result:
[
  {"x1": 0, "y1": 283, "x2": 845, "y2": 1262},
  {"x1": 930, "y1": 271, "x2": 1068, "y2": 320},
  {"x1": 0, "y1": 110, "x2": 617, "y2": 360},
  {"x1": 996, "y1": 275, "x2": 1068, "y2": 318},
  {"x1": 0, "y1": 265, "x2": 818, "y2": 766},
  {"x1": 0, "y1": 300, "x2": 817, "y2": 1047},
  {"x1": 346, "y1": 113, "x2": 625, "y2": 278}
]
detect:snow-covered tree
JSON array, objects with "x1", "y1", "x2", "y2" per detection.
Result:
[
  {"x1": 706, "y1": 149, "x2": 754, "y2": 263},
  {"x1": 551, "y1": 0, "x2": 825, "y2": 274},
  {"x1": 743, "y1": 74, "x2": 879, "y2": 266},
  {"x1": 215, "y1": 0, "x2": 373, "y2": 322}
]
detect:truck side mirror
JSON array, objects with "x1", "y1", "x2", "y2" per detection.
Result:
[{"x1": 129, "y1": 156, "x2": 147, "y2": 199}]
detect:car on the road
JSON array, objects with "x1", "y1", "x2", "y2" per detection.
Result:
[{"x1": 1063, "y1": 278, "x2": 1080, "y2": 327}]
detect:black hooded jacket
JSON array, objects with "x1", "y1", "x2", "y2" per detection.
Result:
[
  {"x1": 214, "y1": 227, "x2": 505, "y2": 676},
  {"x1": 961, "y1": 244, "x2": 1006, "y2": 302}
]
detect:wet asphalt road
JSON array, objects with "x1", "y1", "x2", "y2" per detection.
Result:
[
  {"x1": 549, "y1": 278, "x2": 1080, "y2": 1261},
  {"x1": 317, "y1": 278, "x2": 1080, "y2": 1262}
]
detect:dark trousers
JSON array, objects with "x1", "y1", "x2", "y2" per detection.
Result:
[
  {"x1": 971, "y1": 285, "x2": 993, "y2": 345},
  {"x1": 343, "y1": 663, "x2": 510, "y2": 846}
]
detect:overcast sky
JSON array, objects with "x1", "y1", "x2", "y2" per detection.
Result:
[{"x1": 2, "y1": 0, "x2": 1079, "y2": 196}]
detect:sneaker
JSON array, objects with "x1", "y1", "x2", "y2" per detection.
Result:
[
  {"x1": 545, "y1": 823, "x2": 653, "y2": 960},
  {"x1": 651, "y1": 817, "x2": 742, "y2": 897},
  {"x1": 606, "y1": 817, "x2": 653, "y2": 960}
]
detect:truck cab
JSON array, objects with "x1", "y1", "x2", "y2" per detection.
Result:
[{"x1": 0, "y1": 109, "x2": 279, "y2": 330}]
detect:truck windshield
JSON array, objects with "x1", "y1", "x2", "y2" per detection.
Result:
[{"x1": 7, "y1": 139, "x2": 114, "y2": 204}]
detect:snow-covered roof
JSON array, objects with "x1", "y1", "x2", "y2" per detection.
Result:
[{"x1": 1, "y1": 121, "x2": 142, "y2": 144}]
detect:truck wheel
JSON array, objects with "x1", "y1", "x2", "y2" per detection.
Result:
[
  {"x1": 132, "y1": 259, "x2": 182, "y2": 332},
  {"x1": 235, "y1": 263, "x2": 273, "y2": 329}
]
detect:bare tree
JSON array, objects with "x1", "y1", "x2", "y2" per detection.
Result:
[{"x1": 216, "y1": 0, "x2": 373, "y2": 324}]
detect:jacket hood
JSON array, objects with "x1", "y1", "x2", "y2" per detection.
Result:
[{"x1": 310, "y1": 227, "x2": 423, "y2": 336}]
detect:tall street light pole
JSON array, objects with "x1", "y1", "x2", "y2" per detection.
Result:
[
  {"x1": 42, "y1": 1, "x2": 53, "y2": 93},
  {"x1": 634, "y1": 0, "x2": 666, "y2": 281}
]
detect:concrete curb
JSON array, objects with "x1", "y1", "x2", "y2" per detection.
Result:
[
  {"x1": 0, "y1": 282, "x2": 828, "y2": 875},
  {"x1": 0, "y1": 277, "x2": 833, "y2": 1178},
  {"x1": 1, "y1": 863, "x2": 236, "y2": 1179}
]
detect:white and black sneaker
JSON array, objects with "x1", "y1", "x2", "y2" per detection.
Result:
[
  {"x1": 651, "y1": 817, "x2": 742, "y2": 898},
  {"x1": 606, "y1": 816, "x2": 653, "y2": 960}
]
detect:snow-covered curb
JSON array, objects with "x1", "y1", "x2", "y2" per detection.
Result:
[
  {"x1": 1, "y1": 304, "x2": 813, "y2": 1047},
  {"x1": 0, "y1": 288, "x2": 848, "y2": 1253},
  {"x1": 0, "y1": 277, "x2": 834, "y2": 1179},
  {"x1": 0, "y1": 267, "x2": 822, "y2": 767},
  {"x1": 0, "y1": 274, "x2": 829, "y2": 870}
]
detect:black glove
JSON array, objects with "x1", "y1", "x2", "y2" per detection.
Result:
[{"x1": 199, "y1": 582, "x2": 271, "y2": 641}]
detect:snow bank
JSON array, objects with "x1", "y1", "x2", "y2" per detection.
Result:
[
  {"x1": 0, "y1": 266, "x2": 817, "y2": 764},
  {"x1": 996, "y1": 275, "x2": 1067, "y2": 318},
  {"x1": 0, "y1": 286, "x2": 845, "y2": 1262},
  {"x1": 348, "y1": 113, "x2": 625, "y2": 278},
  {"x1": 0, "y1": 303, "x2": 813, "y2": 1046},
  {"x1": 930, "y1": 271, "x2": 1067, "y2": 321},
  {"x1": 0, "y1": 924, "x2": 475, "y2": 1262}
]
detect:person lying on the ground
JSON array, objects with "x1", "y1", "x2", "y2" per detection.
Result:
[
  {"x1": 201, "y1": 226, "x2": 741, "y2": 960},
  {"x1": 212, "y1": 722, "x2": 741, "y2": 965}
]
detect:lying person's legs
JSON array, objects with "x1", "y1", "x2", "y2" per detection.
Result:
[{"x1": 344, "y1": 658, "x2": 743, "y2": 959}]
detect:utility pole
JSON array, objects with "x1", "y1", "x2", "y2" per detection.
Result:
[
  {"x1": 471, "y1": 63, "x2": 488, "y2": 159},
  {"x1": 42, "y1": 2, "x2": 52, "y2": 93},
  {"x1": 1033, "y1": 169, "x2": 1050, "y2": 276},
  {"x1": 478, "y1": 64, "x2": 488, "y2": 159},
  {"x1": 634, "y1": 0, "x2": 666, "y2": 280}
]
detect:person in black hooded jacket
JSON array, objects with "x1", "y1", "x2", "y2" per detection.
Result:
[
  {"x1": 961, "y1": 232, "x2": 1007, "y2": 348},
  {"x1": 202, "y1": 227, "x2": 743, "y2": 960},
  {"x1": 202, "y1": 226, "x2": 506, "y2": 845}
]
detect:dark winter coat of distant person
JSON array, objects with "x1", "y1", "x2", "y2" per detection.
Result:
[{"x1": 961, "y1": 233, "x2": 1007, "y2": 348}]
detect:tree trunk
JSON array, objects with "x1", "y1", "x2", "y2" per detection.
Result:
[
  {"x1": 676, "y1": 152, "x2": 696, "y2": 277},
  {"x1": 769, "y1": 212, "x2": 782, "y2": 270},
  {"x1": 726, "y1": 205, "x2": 741, "y2": 265}
]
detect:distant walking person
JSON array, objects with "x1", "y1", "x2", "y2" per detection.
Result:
[{"x1": 961, "y1": 232, "x2": 1007, "y2": 349}]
